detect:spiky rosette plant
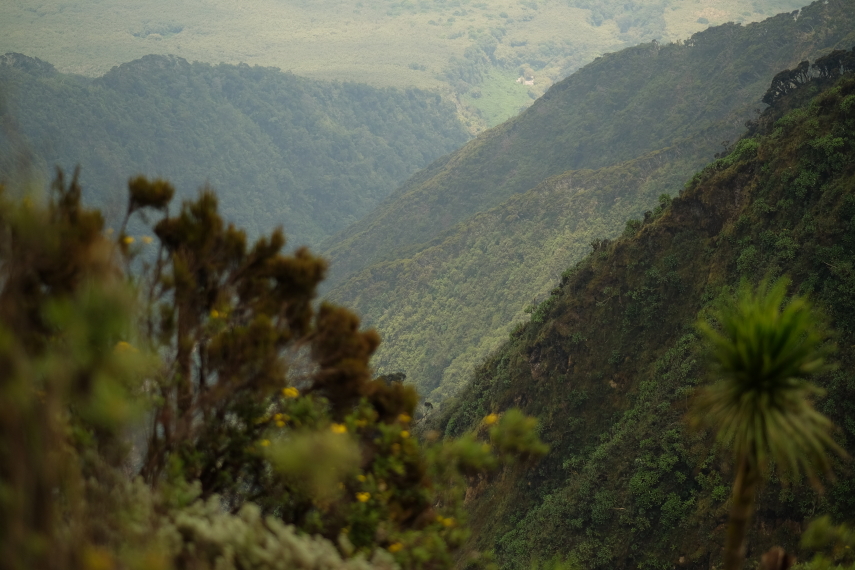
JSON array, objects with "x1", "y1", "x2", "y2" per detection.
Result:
[{"x1": 692, "y1": 278, "x2": 846, "y2": 570}]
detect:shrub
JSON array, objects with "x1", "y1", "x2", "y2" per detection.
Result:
[{"x1": 0, "y1": 171, "x2": 549, "y2": 570}]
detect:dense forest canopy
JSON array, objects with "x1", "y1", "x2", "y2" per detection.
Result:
[
  {"x1": 0, "y1": 0, "x2": 809, "y2": 128},
  {"x1": 435, "y1": 71, "x2": 855, "y2": 570},
  {"x1": 322, "y1": 0, "x2": 855, "y2": 401},
  {"x1": 0, "y1": 53, "x2": 470, "y2": 245}
]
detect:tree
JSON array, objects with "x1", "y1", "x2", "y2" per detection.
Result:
[
  {"x1": 0, "y1": 170, "x2": 548, "y2": 570},
  {"x1": 122, "y1": 177, "x2": 426, "y2": 517},
  {"x1": 691, "y1": 278, "x2": 846, "y2": 570},
  {"x1": 813, "y1": 50, "x2": 847, "y2": 80}
]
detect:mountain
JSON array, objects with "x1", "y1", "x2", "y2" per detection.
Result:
[
  {"x1": 434, "y1": 71, "x2": 855, "y2": 570},
  {"x1": 0, "y1": 0, "x2": 809, "y2": 129},
  {"x1": 323, "y1": 0, "x2": 855, "y2": 400},
  {"x1": 332, "y1": 141, "x2": 709, "y2": 400},
  {"x1": 0, "y1": 53, "x2": 470, "y2": 244}
]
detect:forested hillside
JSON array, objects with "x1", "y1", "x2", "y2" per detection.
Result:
[
  {"x1": 435, "y1": 72, "x2": 855, "y2": 570},
  {"x1": 324, "y1": 0, "x2": 855, "y2": 400},
  {"x1": 0, "y1": 53, "x2": 469, "y2": 244},
  {"x1": 0, "y1": 0, "x2": 808, "y2": 128},
  {"x1": 335, "y1": 143, "x2": 708, "y2": 400}
]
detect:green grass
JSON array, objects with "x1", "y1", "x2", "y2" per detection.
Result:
[
  {"x1": 0, "y1": 0, "x2": 808, "y2": 130},
  {"x1": 461, "y1": 68, "x2": 539, "y2": 127}
]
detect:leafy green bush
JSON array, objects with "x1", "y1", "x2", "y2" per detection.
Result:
[
  {"x1": 802, "y1": 517, "x2": 855, "y2": 570},
  {"x1": 0, "y1": 171, "x2": 548, "y2": 570}
]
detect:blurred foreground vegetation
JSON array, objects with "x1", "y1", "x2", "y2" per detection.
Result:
[{"x1": 0, "y1": 170, "x2": 547, "y2": 570}]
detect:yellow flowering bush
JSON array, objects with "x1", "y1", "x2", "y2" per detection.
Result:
[{"x1": 0, "y1": 172, "x2": 549, "y2": 570}]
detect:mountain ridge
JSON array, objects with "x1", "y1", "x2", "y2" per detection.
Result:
[
  {"x1": 434, "y1": 71, "x2": 855, "y2": 570},
  {"x1": 0, "y1": 53, "x2": 470, "y2": 244},
  {"x1": 323, "y1": 0, "x2": 855, "y2": 283},
  {"x1": 323, "y1": 0, "x2": 855, "y2": 399}
]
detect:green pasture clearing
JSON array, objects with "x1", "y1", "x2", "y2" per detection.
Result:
[{"x1": 461, "y1": 68, "x2": 536, "y2": 126}]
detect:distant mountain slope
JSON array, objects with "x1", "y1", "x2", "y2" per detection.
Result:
[
  {"x1": 324, "y1": 0, "x2": 855, "y2": 398},
  {"x1": 434, "y1": 73, "x2": 855, "y2": 570},
  {"x1": 0, "y1": 54, "x2": 470, "y2": 244},
  {"x1": 334, "y1": 140, "x2": 710, "y2": 400},
  {"x1": 0, "y1": 0, "x2": 808, "y2": 129},
  {"x1": 324, "y1": 0, "x2": 855, "y2": 280}
]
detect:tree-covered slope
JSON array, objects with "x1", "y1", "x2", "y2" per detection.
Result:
[
  {"x1": 435, "y1": 74, "x2": 855, "y2": 570},
  {"x1": 333, "y1": 139, "x2": 712, "y2": 401},
  {"x1": 0, "y1": 53, "x2": 470, "y2": 244},
  {"x1": 322, "y1": 0, "x2": 855, "y2": 281},
  {"x1": 323, "y1": 1, "x2": 855, "y2": 399}
]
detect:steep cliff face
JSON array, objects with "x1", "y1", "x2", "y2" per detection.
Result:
[{"x1": 436, "y1": 75, "x2": 855, "y2": 570}]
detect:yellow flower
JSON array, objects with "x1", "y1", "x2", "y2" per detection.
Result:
[
  {"x1": 357, "y1": 474, "x2": 367, "y2": 482},
  {"x1": 331, "y1": 423, "x2": 347, "y2": 434},
  {"x1": 483, "y1": 413, "x2": 499, "y2": 426},
  {"x1": 122, "y1": 235, "x2": 135, "y2": 245},
  {"x1": 400, "y1": 430, "x2": 410, "y2": 439},
  {"x1": 275, "y1": 420, "x2": 285, "y2": 428},
  {"x1": 398, "y1": 413, "x2": 411, "y2": 423},
  {"x1": 355, "y1": 419, "x2": 368, "y2": 428},
  {"x1": 388, "y1": 542, "x2": 404, "y2": 553},
  {"x1": 82, "y1": 546, "x2": 114, "y2": 570},
  {"x1": 141, "y1": 235, "x2": 154, "y2": 244},
  {"x1": 356, "y1": 492, "x2": 371, "y2": 502},
  {"x1": 113, "y1": 341, "x2": 136, "y2": 353},
  {"x1": 282, "y1": 387, "x2": 299, "y2": 399},
  {"x1": 436, "y1": 515, "x2": 455, "y2": 527},
  {"x1": 259, "y1": 439, "x2": 270, "y2": 447}
]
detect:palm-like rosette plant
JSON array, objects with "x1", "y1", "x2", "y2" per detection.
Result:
[{"x1": 692, "y1": 278, "x2": 845, "y2": 570}]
